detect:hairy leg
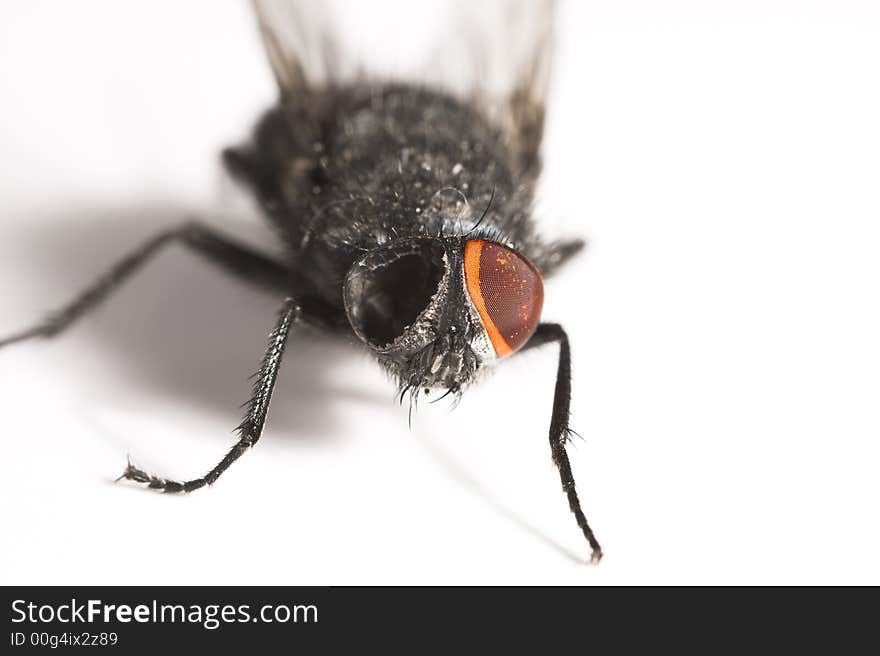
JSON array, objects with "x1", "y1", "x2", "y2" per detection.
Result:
[
  {"x1": 119, "y1": 298, "x2": 301, "y2": 492},
  {"x1": 524, "y1": 322, "x2": 603, "y2": 563},
  {"x1": 0, "y1": 221, "x2": 289, "y2": 349}
]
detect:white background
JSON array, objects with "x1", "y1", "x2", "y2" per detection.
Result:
[{"x1": 1, "y1": 0, "x2": 879, "y2": 585}]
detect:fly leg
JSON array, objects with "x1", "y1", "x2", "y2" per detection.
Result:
[
  {"x1": 0, "y1": 221, "x2": 289, "y2": 349},
  {"x1": 523, "y1": 323, "x2": 603, "y2": 563},
  {"x1": 119, "y1": 298, "x2": 300, "y2": 492}
]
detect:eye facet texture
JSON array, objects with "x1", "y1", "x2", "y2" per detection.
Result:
[{"x1": 463, "y1": 240, "x2": 544, "y2": 356}]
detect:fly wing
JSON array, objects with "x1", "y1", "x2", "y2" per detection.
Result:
[
  {"x1": 252, "y1": 0, "x2": 554, "y2": 163},
  {"x1": 467, "y1": 0, "x2": 556, "y2": 171},
  {"x1": 253, "y1": 0, "x2": 338, "y2": 95},
  {"x1": 428, "y1": 0, "x2": 556, "y2": 170}
]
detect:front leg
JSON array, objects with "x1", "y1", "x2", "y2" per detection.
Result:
[
  {"x1": 119, "y1": 298, "x2": 300, "y2": 492},
  {"x1": 0, "y1": 221, "x2": 289, "y2": 350},
  {"x1": 525, "y1": 323, "x2": 603, "y2": 563}
]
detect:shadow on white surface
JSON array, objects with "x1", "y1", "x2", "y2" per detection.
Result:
[
  {"x1": 415, "y1": 435, "x2": 588, "y2": 565},
  {"x1": 4, "y1": 206, "x2": 384, "y2": 441},
  {"x1": 1, "y1": 206, "x2": 584, "y2": 576}
]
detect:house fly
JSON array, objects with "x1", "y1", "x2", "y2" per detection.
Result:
[{"x1": 0, "y1": 0, "x2": 602, "y2": 562}]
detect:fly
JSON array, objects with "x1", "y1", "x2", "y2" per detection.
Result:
[{"x1": 0, "y1": 0, "x2": 602, "y2": 563}]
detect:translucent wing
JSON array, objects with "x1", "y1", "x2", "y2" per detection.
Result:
[
  {"x1": 253, "y1": 0, "x2": 555, "y2": 160},
  {"x1": 253, "y1": 0, "x2": 339, "y2": 93}
]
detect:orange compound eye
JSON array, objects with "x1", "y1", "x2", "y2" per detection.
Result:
[{"x1": 463, "y1": 240, "x2": 544, "y2": 357}]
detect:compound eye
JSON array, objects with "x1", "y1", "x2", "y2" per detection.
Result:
[{"x1": 463, "y1": 240, "x2": 544, "y2": 357}]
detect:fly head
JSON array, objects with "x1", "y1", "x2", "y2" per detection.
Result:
[{"x1": 343, "y1": 236, "x2": 545, "y2": 397}]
